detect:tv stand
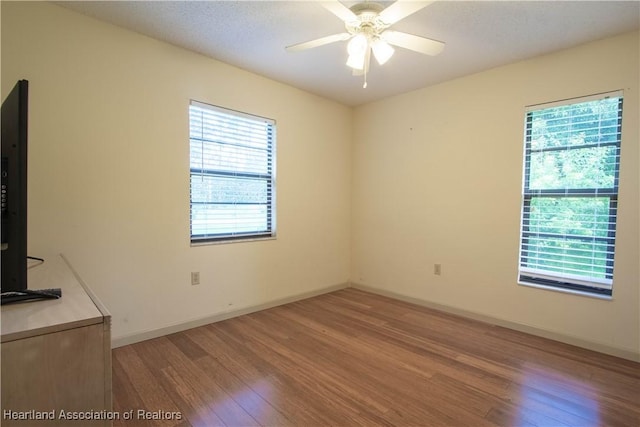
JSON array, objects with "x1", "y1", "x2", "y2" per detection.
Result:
[{"x1": 1, "y1": 254, "x2": 112, "y2": 426}]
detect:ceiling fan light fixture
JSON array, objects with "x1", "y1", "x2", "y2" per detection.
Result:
[
  {"x1": 371, "y1": 39, "x2": 394, "y2": 65},
  {"x1": 346, "y1": 33, "x2": 369, "y2": 70},
  {"x1": 346, "y1": 52, "x2": 366, "y2": 70},
  {"x1": 347, "y1": 33, "x2": 368, "y2": 56}
]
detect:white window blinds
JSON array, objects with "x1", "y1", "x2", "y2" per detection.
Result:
[
  {"x1": 519, "y1": 91, "x2": 623, "y2": 296},
  {"x1": 189, "y1": 100, "x2": 276, "y2": 243}
]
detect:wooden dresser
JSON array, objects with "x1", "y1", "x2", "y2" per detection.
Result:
[{"x1": 1, "y1": 254, "x2": 112, "y2": 426}]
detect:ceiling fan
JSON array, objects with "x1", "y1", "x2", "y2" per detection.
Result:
[{"x1": 286, "y1": 0, "x2": 444, "y2": 87}]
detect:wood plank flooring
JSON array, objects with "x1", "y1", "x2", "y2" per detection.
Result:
[{"x1": 112, "y1": 288, "x2": 640, "y2": 426}]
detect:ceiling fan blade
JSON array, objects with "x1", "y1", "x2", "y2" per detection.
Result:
[
  {"x1": 378, "y1": 1, "x2": 434, "y2": 25},
  {"x1": 382, "y1": 30, "x2": 444, "y2": 56},
  {"x1": 286, "y1": 33, "x2": 351, "y2": 52},
  {"x1": 321, "y1": 1, "x2": 357, "y2": 22}
]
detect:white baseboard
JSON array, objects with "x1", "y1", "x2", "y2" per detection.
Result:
[
  {"x1": 112, "y1": 280, "x2": 639, "y2": 362},
  {"x1": 111, "y1": 282, "x2": 349, "y2": 348},
  {"x1": 350, "y1": 282, "x2": 640, "y2": 362}
]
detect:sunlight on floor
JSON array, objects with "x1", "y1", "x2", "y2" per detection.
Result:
[
  {"x1": 515, "y1": 364, "x2": 600, "y2": 426},
  {"x1": 225, "y1": 378, "x2": 276, "y2": 420}
]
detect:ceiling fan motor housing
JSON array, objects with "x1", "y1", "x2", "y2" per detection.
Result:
[{"x1": 346, "y1": 2, "x2": 390, "y2": 38}]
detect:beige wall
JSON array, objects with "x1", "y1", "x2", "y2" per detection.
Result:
[
  {"x1": 1, "y1": 2, "x2": 352, "y2": 342},
  {"x1": 352, "y1": 31, "x2": 639, "y2": 359}
]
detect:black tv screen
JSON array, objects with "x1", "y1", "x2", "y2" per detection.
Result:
[{"x1": 1, "y1": 80, "x2": 29, "y2": 293}]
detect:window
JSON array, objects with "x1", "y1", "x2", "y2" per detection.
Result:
[
  {"x1": 189, "y1": 101, "x2": 276, "y2": 243},
  {"x1": 519, "y1": 92, "x2": 623, "y2": 296}
]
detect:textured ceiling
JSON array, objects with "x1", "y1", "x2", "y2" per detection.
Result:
[{"x1": 56, "y1": 1, "x2": 640, "y2": 106}]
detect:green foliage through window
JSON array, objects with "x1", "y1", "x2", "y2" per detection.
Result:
[{"x1": 519, "y1": 92, "x2": 622, "y2": 295}]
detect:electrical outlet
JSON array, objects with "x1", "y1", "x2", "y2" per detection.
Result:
[
  {"x1": 191, "y1": 271, "x2": 200, "y2": 285},
  {"x1": 434, "y1": 264, "x2": 442, "y2": 276}
]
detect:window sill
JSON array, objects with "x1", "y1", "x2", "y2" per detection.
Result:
[
  {"x1": 518, "y1": 280, "x2": 613, "y2": 301},
  {"x1": 191, "y1": 235, "x2": 276, "y2": 247}
]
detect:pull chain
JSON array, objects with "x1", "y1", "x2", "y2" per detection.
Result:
[{"x1": 363, "y1": 58, "x2": 368, "y2": 88}]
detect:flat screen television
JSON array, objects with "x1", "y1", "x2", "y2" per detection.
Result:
[
  {"x1": 2, "y1": 80, "x2": 29, "y2": 293},
  {"x1": 2, "y1": 80, "x2": 60, "y2": 304}
]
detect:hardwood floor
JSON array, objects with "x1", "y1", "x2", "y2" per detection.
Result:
[{"x1": 112, "y1": 288, "x2": 640, "y2": 427}]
